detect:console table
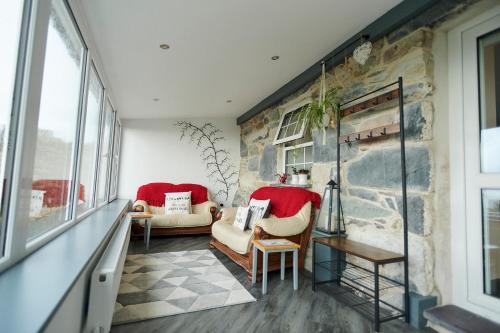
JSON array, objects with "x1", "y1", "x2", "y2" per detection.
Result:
[{"x1": 312, "y1": 236, "x2": 407, "y2": 332}]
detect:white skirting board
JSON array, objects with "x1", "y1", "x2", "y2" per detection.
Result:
[{"x1": 85, "y1": 217, "x2": 131, "y2": 333}]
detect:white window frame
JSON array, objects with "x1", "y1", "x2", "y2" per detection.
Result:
[
  {"x1": 282, "y1": 141, "x2": 314, "y2": 174},
  {"x1": 0, "y1": 0, "x2": 120, "y2": 273},
  {"x1": 449, "y1": 4, "x2": 500, "y2": 322},
  {"x1": 26, "y1": 0, "x2": 89, "y2": 248},
  {"x1": 73, "y1": 60, "x2": 105, "y2": 220},
  {"x1": 273, "y1": 99, "x2": 310, "y2": 145},
  {"x1": 108, "y1": 117, "x2": 121, "y2": 201},
  {"x1": 96, "y1": 97, "x2": 115, "y2": 208}
]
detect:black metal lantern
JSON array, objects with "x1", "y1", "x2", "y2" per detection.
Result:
[{"x1": 314, "y1": 179, "x2": 345, "y2": 235}]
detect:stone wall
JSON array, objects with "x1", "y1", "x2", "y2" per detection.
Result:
[{"x1": 235, "y1": 27, "x2": 437, "y2": 299}]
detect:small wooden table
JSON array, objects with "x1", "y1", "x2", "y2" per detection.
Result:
[
  {"x1": 252, "y1": 239, "x2": 300, "y2": 295},
  {"x1": 129, "y1": 212, "x2": 153, "y2": 250}
]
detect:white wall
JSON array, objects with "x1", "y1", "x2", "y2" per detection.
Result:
[{"x1": 118, "y1": 118, "x2": 240, "y2": 207}]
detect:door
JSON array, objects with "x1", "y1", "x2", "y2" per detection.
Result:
[{"x1": 461, "y1": 11, "x2": 500, "y2": 314}]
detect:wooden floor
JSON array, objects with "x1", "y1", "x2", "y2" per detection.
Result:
[{"x1": 111, "y1": 235, "x2": 435, "y2": 333}]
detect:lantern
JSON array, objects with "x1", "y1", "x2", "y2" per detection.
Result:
[{"x1": 314, "y1": 179, "x2": 345, "y2": 235}]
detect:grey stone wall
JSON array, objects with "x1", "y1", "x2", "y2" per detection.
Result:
[{"x1": 235, "y1": 26, "x2": 441, "y2": 301}]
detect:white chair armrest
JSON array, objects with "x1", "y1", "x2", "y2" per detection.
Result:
[
  {"x1": 192, "y1": 201, "x2": 218, "y2": 214},
  {"x1": 218, "y1": 207, "x2": 238, "y2": 222},
  {"x1": 133, "y1": 200, "x2": 149, "y2": 213},
  {"x1": 254, "y1": 216, "x2": 309, "y2": 237}
]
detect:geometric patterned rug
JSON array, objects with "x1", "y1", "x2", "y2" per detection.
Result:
[{"x1": 112, "y1": 250, "x2": 256, "y2": 325}]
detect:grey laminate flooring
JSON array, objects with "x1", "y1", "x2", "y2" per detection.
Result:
[{"x1": 111, "y1": 235, "x2": 435, "y2": 333}]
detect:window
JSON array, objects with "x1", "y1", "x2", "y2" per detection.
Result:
[
  {"x1": 109, "y1": 119, "x2": 121, "y2": 200},
  {"x1": 76, "y1": 64, "x2": 103, "y2": 216},
  {"x1": 478, "y1": 29, "x2": 500, "y2": 300},
  {"x1": 28, "y1": 0, "x2": 86, "y2": 240},
  {"x1": 283, "y1": 142, "x2": 313, "y2": 176},
  {"x1": 273, "y1": 106, "x2": 307, "y2": 145},
  {"x1": 0, "y1": 0, "x2": 25, "y2": 255},
  {"x1": 96, "y1": 100, "x2": 113, "y2": 205}
]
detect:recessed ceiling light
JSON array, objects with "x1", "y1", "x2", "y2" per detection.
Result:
[
  {"x1": 159, "y1": 44, "x2": 170, "y2": 50},
  {"x1": 271, "y1": 55, "x2": 279, "y2": 60},
  {"x1": 226, "y1": 99, "x2": 232, "y2": 103},
  {"x1": 153, "y1": 98, "x2": 159, "y2": 101}
]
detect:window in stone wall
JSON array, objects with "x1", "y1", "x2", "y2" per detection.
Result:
[
  {"x1": 283, "y1": 142, "x2": 313, "y2": 176},
  {"x1": 273, "y1": 101, "x2": 309, "y2": 145}
]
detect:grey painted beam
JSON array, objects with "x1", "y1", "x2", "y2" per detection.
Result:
[{"x1": 236, "y1": 0, "x2": 437, "y2": 125}]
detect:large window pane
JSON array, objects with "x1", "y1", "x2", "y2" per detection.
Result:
[
  {"x1": 97, "y1": 101, "x2": 113, "y2": 205},
  {"x1": 77, "y1": 65, "x2": 102, "y2": 216},
  {"x1": 29, "y1": 0, "x2": 85, "y2": 239},
  {"x1": 0, "y1": 1, "x2": 25, "y2": 254},
  {"x1": 478, "y1": 29, "x2": 500, "y2": 173},
  {"x1": 482, "y1": 189, "x2": 500, "y2": 299}
]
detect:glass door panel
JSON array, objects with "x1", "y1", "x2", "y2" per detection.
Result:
[
  {"x1": 482, "y1": 190, "x2": 500, "y2": 299},
  {"x1": 478, "y1": 29, "x2": 500, "y2": 173}
]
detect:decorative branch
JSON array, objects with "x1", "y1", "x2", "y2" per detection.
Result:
[{"x1": 175, "y1": 121, "x2": 238, "y2": 201}]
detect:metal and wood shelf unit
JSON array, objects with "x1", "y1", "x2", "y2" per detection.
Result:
[{"x1": 312, "y1": 77, "x2": 409, "y2": 332}]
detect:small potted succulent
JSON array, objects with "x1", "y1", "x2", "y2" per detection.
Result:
[
  {"x1": 291, "y1": 167, "x2": 299, "y2": 185},
  {"x1": 298, "y1": 169, "x2": 310, "y2": 185}
]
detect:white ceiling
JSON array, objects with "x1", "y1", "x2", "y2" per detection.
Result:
[{"x1": 80, "y1": 0, "x2": 402, "y2": 120}]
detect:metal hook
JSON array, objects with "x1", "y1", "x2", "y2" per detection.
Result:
[
  {"x1": 367, "y1": 131, "x2": 373, "y2": 138},
  {"x1": 380, "y1": 128, "x2": 387, "y2": 135}
]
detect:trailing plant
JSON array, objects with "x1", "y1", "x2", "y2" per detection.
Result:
[
  {"x1": 175, "y1": 121, "x2": 237, "y2": 201},
  {"x1": 298, "y1": 87, "x2": 342, "y2": 133},
  {"x1": 298, "y1": 61, "x2": 343, "y2": 144}
]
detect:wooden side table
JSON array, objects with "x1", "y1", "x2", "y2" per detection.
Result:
[
  {"x1": 129, "y1": 212, "x2": 153, "y2": 250},
  {"x1": 251, "y1": 239, "x2": 300, "y2": 295}
]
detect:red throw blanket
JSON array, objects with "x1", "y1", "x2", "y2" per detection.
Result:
[
  {"x1": 32, "y1": 180, "x2": 85, "y2": 208},
  {"x1": 249, "y1": 186, "x2": 321, "y2": 218},
  {"x1": 136, "y1": 183, "x2": 209, "y2": 207}
]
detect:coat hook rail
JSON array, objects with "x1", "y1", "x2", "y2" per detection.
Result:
[{"x1": 338, "y1": 123, "x2": 400, "y2": 144}]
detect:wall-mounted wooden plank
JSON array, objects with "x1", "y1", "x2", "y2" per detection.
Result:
[
  {"x1": 341, "y1": 89, "x2": 400, "y2": 117},
  {"x1": 338, "y1": 123, "x2": 400, "y2": 144}
]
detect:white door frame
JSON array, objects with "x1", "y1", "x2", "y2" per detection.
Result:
[{"x1": 449, "y1": 5, "x2": 500, "y2": 322}]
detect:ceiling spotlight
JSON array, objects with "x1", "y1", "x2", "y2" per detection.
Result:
[
  {"x1": 153, "y1": 98, "x2": 159, "y2": 101},
  {"x1": 226, "y1": 99, "x2": 232, "y2": 103},
  {"x1": 271, "y1": 55, "x2": 279, "y2": 60},
  {"x1": 159, "y1": 44, "x2": 170, "y2": 50}
]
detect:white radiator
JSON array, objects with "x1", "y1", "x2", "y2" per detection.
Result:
[{"x1": 86, "y1": 217, "x2": 131, "y2": 333}]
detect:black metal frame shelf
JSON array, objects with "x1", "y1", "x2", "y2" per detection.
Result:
[
  {"x1": 316, "y1": 260, "x2": 404, "y2": 293},
  {"x1": 320, "y1": 283, "x2": 405, "y2": 323},
  {"x1": 312, "y1": 77, "x2": 409, "y2": 332}
]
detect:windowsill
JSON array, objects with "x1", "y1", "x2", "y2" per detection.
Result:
[{"x1": 0, "y1": 199, "x2": 129, "y2": 333}]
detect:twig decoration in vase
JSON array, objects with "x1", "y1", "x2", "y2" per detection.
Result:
[
  {"x1": 299, "y1": 61, "x2": 342, "y2": 145},
  {"x1": 175, "y1": 121, "x2": 238, "y2": 201}
]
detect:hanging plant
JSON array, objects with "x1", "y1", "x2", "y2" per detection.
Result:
[{"x1": 298, "y1": 62, "x2": 342, "y2": 144}]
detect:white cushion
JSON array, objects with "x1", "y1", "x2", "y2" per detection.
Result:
[
  {"x1": 234, "y1": 206, "x2": 251, "y2": 231},
  {"x1": 247, "y1": 198, "x2": 270, "y2": 229},
  {"x1": 150, "y1": 213, "x2": 212, "y2": 228},
  {"x1": 212, "y1": 220, "x2": 253, "y2": 254},
  {"x1": 164, "y1": 191, "x2": 191, "y2": 215},
  {"x1": 254, "y1": 202, "x2": 311, "y2": 236}
]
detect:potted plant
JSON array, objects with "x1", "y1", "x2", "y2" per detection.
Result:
[
  {"x1": 298, "y1": 169, "x2": 309, "y2": 185},
  {"x1": 291, "y1": 167, "x2": 299, "y2": 185},
  {"x1": 298, "y1": 62, "x2": 342, "y2": 144}
]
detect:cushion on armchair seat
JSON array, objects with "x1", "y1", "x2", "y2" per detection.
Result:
[
  {"x1": 255, "y1": 202, "x2": 311, "y2": 237},
  {"x1": 212, "y1": 220, "x2": 253, "y2": 254}
]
